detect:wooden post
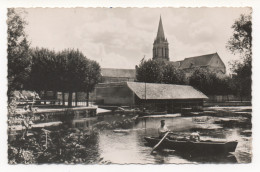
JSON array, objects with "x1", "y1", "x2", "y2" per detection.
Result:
[
  {"x1": 75, "y1": 92, "x2": 78, "y2": 107},
  {"x1": 45, "y1": 132, "x2": 48, "y2": 149},
  {"x1": 68, "y1": 91, "x2": 73, "y2": 107},
  {"x1": 44, "y1": 90, "x2": 47, "y2": 105},
  {"x1": 62, "y1": 92, "x2": 65, "y2": 106},
  {"x1": 86, "y1": 92, "x2": 89, "y2": 107}
]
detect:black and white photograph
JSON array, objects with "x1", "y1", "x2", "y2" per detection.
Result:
[{"x1": 6, "y1": 7, "x2": 253, "y2": 164}]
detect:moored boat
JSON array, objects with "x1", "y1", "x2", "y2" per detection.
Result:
[{"x1": 144, "y1": 137, "x2": 238, "y2": 154}]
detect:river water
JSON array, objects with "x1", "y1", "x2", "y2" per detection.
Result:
[{"x1": 70, "y1": 106, "x2": 252, "y2": 164}]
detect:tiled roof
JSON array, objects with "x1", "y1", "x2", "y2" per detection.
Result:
[
  {"x1": 127, "y1": 82, "x2": 208, "y2": 100},
  {"x1": 101, "y1": 68, "x2": 136, "y2": 78},
  {"x1": 178, "y1": 53, "x2": 217, "y2": 69}
]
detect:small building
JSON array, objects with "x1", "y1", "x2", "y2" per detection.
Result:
[
  {"x1": 100, "y1": 68, "x2": 136, "y2": 83},
  {"x1": 95, "y1": 82, "x2": 208, "y2": 113}
]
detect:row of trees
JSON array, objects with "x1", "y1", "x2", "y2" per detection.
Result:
[
  {"x1": 188, "y1": 68, "x2": 232, "y2": 96},
  {"x1": 136, "y1": 60, "x2": 232, "y2": 96},
  {"x1": 7, "y1": 9, "x2": 101, "y2": 107},
  {"x1": 27, "y1": 48, "x2": 101, "y2": 107}
]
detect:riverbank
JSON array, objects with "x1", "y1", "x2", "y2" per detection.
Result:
[{"x1": 8, "y1": 105, "x2": 252, "y2": 164}]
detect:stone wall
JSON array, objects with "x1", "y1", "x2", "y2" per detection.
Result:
[{"x1": 95, "y1": 83, "x2": 135, "y2": 105}]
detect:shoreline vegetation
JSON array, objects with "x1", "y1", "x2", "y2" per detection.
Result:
[
  {"x1": 8, "y1": 100, "x2": 252, "y2": 164},
  {"x1": 8, "y1": 100, "x2": 139, "y2": 164}
]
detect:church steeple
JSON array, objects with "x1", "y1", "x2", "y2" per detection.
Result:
[
  {"x1": 156, "y1": 16, "x2": 165, "y2": 40},
  {"x1": 153, "y1": 16, "x2": 169, "y2": 61}
]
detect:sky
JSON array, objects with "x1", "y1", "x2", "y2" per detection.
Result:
[{"x1": 23, "y1": 8, "x2": 251, "y2": 73}]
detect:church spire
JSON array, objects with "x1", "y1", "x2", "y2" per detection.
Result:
[
  {"x1": 156, "y1": 15, "x2": 165, "y2": 40},
  {"x1": 153, "y1": 16, "x2": 169, "y2": 61}
]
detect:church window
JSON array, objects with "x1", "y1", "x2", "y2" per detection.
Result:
[{"x1": 162, "y1": 48, "x2": 164, "y2": 57}]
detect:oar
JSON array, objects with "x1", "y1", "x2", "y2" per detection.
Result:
[{"x1": 151, "y1": 131, "x2": 170, "y2": 154}]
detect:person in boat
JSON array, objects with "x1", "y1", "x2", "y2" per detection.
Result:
[
  {"x1": 189, "y1": 131, "x2": 200, "y2": 142},
  {"x1": 158, "y1": 120, "x2": 170, "y2": 138}
]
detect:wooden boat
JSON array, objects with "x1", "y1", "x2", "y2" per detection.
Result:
[{"x1": 144, "y1": 137, "x2": 238, "y2": 154}]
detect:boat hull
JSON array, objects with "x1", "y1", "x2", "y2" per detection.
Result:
[{"x1": 144, "y1": 137, "x2": 238, "y2": 154}]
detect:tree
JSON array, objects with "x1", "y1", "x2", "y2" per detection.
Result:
[
  {"x1": 189, "y1": 68, "x2": 231, "y2": 96},
  {"x1": 136, "y1": 59, "x2": 186, "y2": 85},
  {"x1": 60, "y1": 49, "x2": 87, "y2": 107},
  {"x1": 136, "y1": 59, "x2": 165, "y2": 83},
  {"x1": 82, "y1": 60, "x2": 101, "y2": 106},
  {"x1": 59, "y1": 49, "x2": 101, "y2": 107},
  {"x1": 7, "y1": 8, "x2": 31, "y2": 97},
  {"x1": 227, "y1": 14, "x2": 252, "y2": 60},
  {"x1": 189, "y1": 68, "x2": 211, "y2": 94},
  {"x1": 161, "y1": 63, "x2": 186, "y2": 84},
  {"x1": 27, "y1": 48, "x2": 59, "y2": 104},
  {"x1": 229, "y1": 58, "x2": 251, "y2": 100},
  {"x1": 27, "y1": 48, "x2": 57, "y2": 92},
  {"x1": 226, "y1": 14, "x2": 252, "y2": 99}
]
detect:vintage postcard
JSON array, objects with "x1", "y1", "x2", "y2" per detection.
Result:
[{"x1": 5, "y1": 7, "x2": 254, "y2": 165}]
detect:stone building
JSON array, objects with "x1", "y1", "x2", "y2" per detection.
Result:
[
  {"x1": 152, "y1": 16, "x2": 226, "y2": 75},
  {"x1": 170, "y1": 52, "x2": 226, "y2": 77},
  {"x1": 95, "y1": 82, "x2": 207, "y2": 112},
  {"x1": 100, "y1": 68, "x2": 136, "y2": 83},
  {"x1": 99, "y1": 16, "x2": 226, "y2": 83}
]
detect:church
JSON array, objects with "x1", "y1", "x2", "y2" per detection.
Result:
[
  {"x1": 100, "y1": 16, "x2": 226, "y2": 83},
  {"x1": 93, "y1": 16, "x2": 231, "y2": 107}
]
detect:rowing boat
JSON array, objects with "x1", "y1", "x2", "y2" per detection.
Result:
[{"x1": 144, "y1": 137, "x2": 238, "y2": 154}]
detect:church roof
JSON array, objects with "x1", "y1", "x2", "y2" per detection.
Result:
[
  {"x1": 178, "y1": 53, "x2": 218, "y2": 69},
  {"x1": 127, "y1": 82, "x2": 208, "y2": 100},
  {"x1": 156, "y1": 16, "x2": 166, "y2": 40},
  {"x1": 101, "y1": 68, "x2": 136, "y2": 78}
]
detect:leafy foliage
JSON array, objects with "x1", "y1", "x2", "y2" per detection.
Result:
[
  {"x1": 26, "y1": 48, "x2": 101, "y2": 106},
  {"x1": 162, "y1": 63, "x2": 186, "y2": 84},
  {"x1": 227, "y1": 14, "x2": 252, "y2": 99},
  {"x1": 136, "y1": 59, "x2": 165, "y2": 83},
  {"x1": 7, "y1": 8, "x2": 31, "y2": 95},
  {"x1": 229, "y1": 58, "x2": 251, "y2": 98},
  {"x1": 27, "y1": 48, "x2": 57, "y2": 91},
  {"x1": 189, "y1": 68, "x2": 231, "y2": 95},
  {"x1": 227, "y1": 14, "x2": 252, "y2": 59},
  {"x1": 8, "y1": 127, "x2": 100, "y2": 164},
  {"x1": 136, "y1": 59, "x2": 186, "y2": 84}
]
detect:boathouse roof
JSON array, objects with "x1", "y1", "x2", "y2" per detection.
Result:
[{"x1": 127, "y1": 82, "x2": 208, "y2": 100}]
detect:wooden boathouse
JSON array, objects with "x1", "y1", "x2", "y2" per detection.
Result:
[{"x1": 95, "y1": 82, "x2": 208, "y2": 113}]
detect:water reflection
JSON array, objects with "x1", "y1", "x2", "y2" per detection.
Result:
[{"x1": 69, "y1": 107, "x2": 252, "y2": 164}]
